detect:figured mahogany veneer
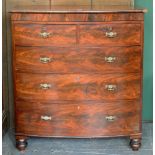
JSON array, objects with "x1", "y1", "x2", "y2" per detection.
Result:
[
  {"x1": 15, "y1": 46, "x2": 141, "y2": 73},
  {"x1": 15, "y1": 100, "x2": 140, "y2": 137},
  {"x1": 15, "y1": 73, "x2": 140, "y2": 101},
  {"x1": 13, "y1": 23, "x2": 141, "y2": 47},
  {"x1": 11, "y1": 5, "x2": 145, "y2": 151},
  {"x1": 11, "y1": 13, "x2": 144, "y2": 22},
  {"x1": 80, "y1": 24, "x2": 141, "y2": 46},
  {"x1": 14, "y1": 24, "x2": 76, "y2": 46}
]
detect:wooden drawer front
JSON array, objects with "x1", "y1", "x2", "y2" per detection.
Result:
[
  {"x1": 15, "y1": 73, "x2": 140, "y2": 101},
  {"x1": 13, "y1": 24, "x2": 76, "y2": 46},
  {"x1": 80, "y1": 24, "x2": 141, "y2": 46},
  {"x1": 15, "y1": 101, "x2": 140, "y2": 137},
  {"x1": 11, "y1": 13, "x2": 144, "y2": 22},
  {"x1": 15, "y1": 46, "x2": 141, "y2": 73}
]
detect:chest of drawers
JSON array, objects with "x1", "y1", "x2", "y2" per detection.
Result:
[{"x1": 11, "y1": 5, "x2": 145, "y2": 151}]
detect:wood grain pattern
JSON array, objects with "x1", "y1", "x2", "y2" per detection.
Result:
[
  {"x1": 10, "y1": 7, "x2": 144, "y2": 150},
  {"x1": 15, "y1": 46, "x2": 142, "y2": 73},
  {"x1": 15, "y1": 100, "x2": 140, "y2": 137},
  {"x1": 80, "y1": 24, "x2": 141, "y2": 46},
  {"x1": 15, "y1": 73, "x2": 140, "y2": 101},
  {"x1": 13, "y1": 24, "x2": 76, "y2": 46},
  {"x1": 11, "y1": 13, "x2": 144, "y2": 21},
  {"x1": 88, "y1": 13, "x2": 143, "y2": 21},
  {"x1": 13, "y1": 22, "x2": 141, "y2": 47}
]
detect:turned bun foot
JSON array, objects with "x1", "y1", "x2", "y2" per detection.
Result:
[
  {"x1": 130, "y1": 138, "x2": 141, "y2": 151},
  {"x1": 16, "y1": 136, "x2": 28, "y2": 151}
]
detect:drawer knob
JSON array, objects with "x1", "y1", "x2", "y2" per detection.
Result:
[
  {"x1": 40, "y1": 57, "x2": 52, "y2": 63},
  {"x1": 41, "y1": 115, "x2": 52, "y2": 121},
  {"x1": 105, "y1": 84, "x2": 117, "y2": 91},
  {"x1": 105, "y1": 56, "x2": 116, "y2": 63},
  {"x1": 105, "y1": 116, "x2": 116, "y2": 122},
  {"x1": 39, "y1": 32, "x2": 52, "y2": 38},
  {"x1": 40, "y1": 83, "x2": 52, "y2": 90},
  {"x1": 105, "y1": 32, "x2": 117, "y2": 38}
]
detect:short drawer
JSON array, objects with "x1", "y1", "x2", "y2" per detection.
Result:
[
  {"x1": 80, "y1": 24, "x2": 141, "y2": 46},
  {"x1": 15, "y1": 100, "x2": 140, "y2": 137},
  {"x1": 15, "y1": 73, "x2": 140, "y2": 101},
  {"x1": 15, "y1": 46, "x2": 141, "y2": 73},
  {"x1": 13, "y1": 24, "x2": 76, "y2": 46}
]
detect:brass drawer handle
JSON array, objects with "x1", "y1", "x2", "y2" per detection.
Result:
[
  {"x1": 41, "y1": 115, "x2": 52, "y2": 121},
  {"x1": 105, "y1": 84, "x2": 117, "y2": 91},
  {"x1": 40, "y1": 57, "x2": 52, "y2": 63},
  {"x1": 106, "y1": 32, "x2": 117, "y2": 38},
  {"x1": 105, "y1": 116, "x2": 116, "y2": 122},
  {"x1": 40, "y1": 83, "x2": 52, "y2": 90},
  {"x1": 105, "y1": 56, "x2": 116, "y2": 63},
  {"x1": 39, "y1": 32, "x2": 52, "y2": 38}
]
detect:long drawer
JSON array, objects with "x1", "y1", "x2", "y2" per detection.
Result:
[
  {"x1": 13, "y1": 24, "x2": 76, "y2": 46},
  {"x1": 15, "y1": 46, "x2": 142, "y2": 73},
  {"x1": 15, "y1": 100, "x2": 140, "y2": 137},
  {"x1": 15, "y1": 73, "x2": 140, "y2": 101},
  {"x1": 11, "y1": 13, "x2": 144, "y2": 22},
  {"x1": 80, "y1": 24, "x2": 141, "y2": 46}
]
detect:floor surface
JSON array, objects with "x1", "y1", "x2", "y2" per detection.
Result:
[{"x1": 2, "y1": 123, "x2": 153, "y2": 155}]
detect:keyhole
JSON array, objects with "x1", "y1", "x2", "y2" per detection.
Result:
[{"x1": 75, "y1": 76, "x2": 80, "y2": 81}]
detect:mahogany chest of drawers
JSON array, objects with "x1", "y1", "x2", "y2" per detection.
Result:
[{"x1": 11, "y1": 5, "x2": 145, "y2": 151}]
